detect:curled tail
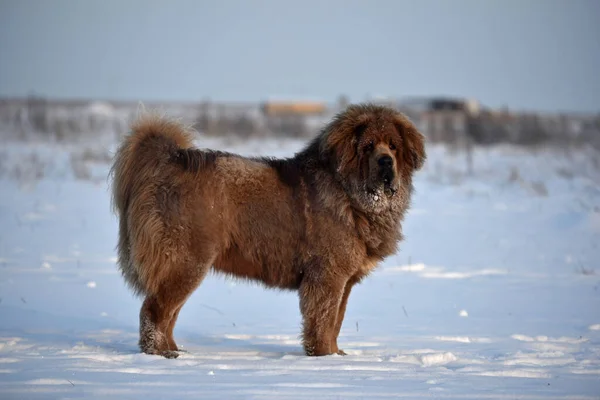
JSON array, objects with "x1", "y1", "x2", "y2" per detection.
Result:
[{"x1": 109, "y1": 114, "x2": 195, "y2": 296}]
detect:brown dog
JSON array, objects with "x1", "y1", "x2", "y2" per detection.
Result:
[{"x1": 110, "y1": 103, "x2": 426, "y2": 358}]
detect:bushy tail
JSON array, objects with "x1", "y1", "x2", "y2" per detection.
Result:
[{"x1": 109, "y1": 113, "x2": 195, "y2": 296}]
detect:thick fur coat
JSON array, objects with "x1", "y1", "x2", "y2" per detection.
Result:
[{"x1": 110, "y1": 103, "x2": 426, "y2": 358}]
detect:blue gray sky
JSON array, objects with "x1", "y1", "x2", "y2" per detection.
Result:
[{"x1": 1, "y1": 0, "x2": 599, "y2": 112}]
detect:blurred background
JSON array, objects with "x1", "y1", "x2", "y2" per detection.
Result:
[
  {"x1": 1, "y1": 1, "x2": 600, "y2": 398},
  {"x1": 1, "y1": 0, "x2": 600, "y2": 147}
]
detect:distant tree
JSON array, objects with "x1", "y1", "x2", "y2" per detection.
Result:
[
  {"x1": 194, "y1": 99, "x2": 212, "y2": 134},
  {"x1": 520, "y1": 115, "x2": 549, "y2": 146},
  {"x1": 27, "y1": 95, "x2": 49, "y2": 133},
  {"x1": 337, "y1": 94, "x2": 350, "y2": 110},
  {"x1": 231, "y1": 115, "x2": 256, "y2": 137}
]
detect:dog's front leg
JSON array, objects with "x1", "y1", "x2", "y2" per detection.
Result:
[{"x1": 299, "y1": 274, "x2": 344, "y2": 356}]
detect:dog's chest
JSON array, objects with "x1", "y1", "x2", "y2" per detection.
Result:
[
  {"x1": 358, "y1": 258, "x2": 379, "y2": 276},
  {"x1": 354, "y1": 212, "x2": 401, "y2": 260}
]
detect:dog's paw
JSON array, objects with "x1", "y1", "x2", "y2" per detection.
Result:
[
  {"x1": 337, "y1": 349, "x2": 347, "y2": 356},
  {"x1": 161, "y1": 350, "x2": 180, "y2": 359}
]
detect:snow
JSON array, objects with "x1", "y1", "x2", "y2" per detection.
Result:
[{"x1": 0, "y1": 137, "x2": 599, "y2": 399}]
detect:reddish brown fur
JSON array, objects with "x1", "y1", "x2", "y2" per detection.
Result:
[{"x1": 110, "y1": 104, "x2": 426, "y2": 358}]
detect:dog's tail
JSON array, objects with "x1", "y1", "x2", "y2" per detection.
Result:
[{"x1": 109, "y1": 113, "x2": 196, "y2": 297}]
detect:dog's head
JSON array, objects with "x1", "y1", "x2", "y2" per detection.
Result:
[{"x1": 320, "y1": 103, "x2": 426, "y2": 212}]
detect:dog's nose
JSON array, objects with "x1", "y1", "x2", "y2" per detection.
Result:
[{"x1": 378, "y1": 155, "x2": 393, "y2": 168}]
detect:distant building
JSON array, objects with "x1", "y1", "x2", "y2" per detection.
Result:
[
  {"x1": 398, "y1": 97, "x2": 480, "y2": 143},
  {"x1": 260, "y1": 100, "x2": 328, "y2": 137},
  {"x1": 261, "y1": 101, "x2": 327, "y2": 117},
  {"x1": 399, "y1": 96, "x2": 480, "y2": 115}
]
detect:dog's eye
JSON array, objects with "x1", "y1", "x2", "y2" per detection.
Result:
[
  {"x1": 365, "y1": 142, "x2": 374, "y2": 152},
  {"x1": 389, "y1": 143, "x2": 396, "y2": 150}
]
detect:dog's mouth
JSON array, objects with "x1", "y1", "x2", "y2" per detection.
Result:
[
  {"x1": 383, "y1": 184, "x2": 397, "y2": 197},
  {"x1": 381, "y1": 170, "x2": 397, "y2": 197},
  {"x1": 367, "y1": 172, "x2": 397, "y2": 200}
]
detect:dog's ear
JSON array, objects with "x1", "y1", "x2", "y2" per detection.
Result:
[
  {"x1": 321, "y1": 111, "x2": 371, "y2": 174},
  {"x1": 394, "y1": 120, "x2": 426, "y2": 171},
  {"x1": 405, "y1": 127, "x2": 426, "y2": 171},
  {"x1": 322, "y1": 126, "x2": 357, "y2": 174}
]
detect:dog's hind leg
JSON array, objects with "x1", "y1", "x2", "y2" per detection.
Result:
[
  {"x1": 166, "y1": 303, "x2": 186, "y2": 352},
  {"x1": 331, "y1": 275, "x2": 360, "y2": 355},
  {"x1": 139, "y1": 262, "x2": 210, "y2": 358},
  {"x1": 165, "y1": 304, "x2": 182, "y2": 351}
]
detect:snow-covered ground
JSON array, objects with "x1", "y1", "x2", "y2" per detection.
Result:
[{"x1": 0, "y1": 135, "x2": 599, "y2": 399}]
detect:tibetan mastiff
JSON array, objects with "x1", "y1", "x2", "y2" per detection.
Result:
[{"x1": 110, "y1": 103, "x2": 426, "y2": 358}]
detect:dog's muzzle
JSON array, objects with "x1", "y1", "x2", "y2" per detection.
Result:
[{"x1": 377, "y1": 155, "x2": 397, "y2": 195}]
